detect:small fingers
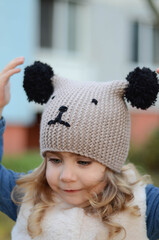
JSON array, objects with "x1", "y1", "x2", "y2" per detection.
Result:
[
  {"x1": 0, "y1": 68, "x2": 21, "y2": 85},
  {"x1": 156, "y1": 68, "x2": 159, "y2": 74},
  {"x1": 1, "y1": 57, "x2": 24, "y2": 74}
]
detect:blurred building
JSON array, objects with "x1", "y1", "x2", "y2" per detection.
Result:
[{"x1": 0, "y1": 0, "x2": 159, "y2": 154}]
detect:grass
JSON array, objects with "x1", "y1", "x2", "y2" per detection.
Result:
[
  {"x1": 0, "y1": 151, "x2": 159, "y2": 240},
  {"x1": 0, "y1": 214, "x2": 14, "y2": 240},
  {"x1": 2, "y1": 150, "x2": 42, "y2": 173}
]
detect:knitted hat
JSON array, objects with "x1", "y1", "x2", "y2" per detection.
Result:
[{"x1": 23, "y1": 62, "x2": 159, "y2": 172}]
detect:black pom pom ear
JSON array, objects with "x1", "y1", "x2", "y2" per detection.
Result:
[
  {"x1": 23, "y1": 61, "x2": 54, "y2": 104},
  {"x1": 125, "y1": 67, "x2": 159, "y2": 110}
]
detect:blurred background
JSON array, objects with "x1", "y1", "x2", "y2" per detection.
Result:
[{"x1": 0, "y1": 0, "x2": 159, "y2": 239}]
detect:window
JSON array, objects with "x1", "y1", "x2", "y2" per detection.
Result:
[
  {"x1": 131, "y1": 21, "x2": 159, "y2": 64},
  {"x1": 153, "y1": 25, "x2": 159, "y2": 64},
  {"x1": 40, "y1": 0, "x2": 86, "y2": 52},
  {"x1": 40, "y1": 0, "x2": 53, "y2": 48},
  {"x1": 131, "y1": 21, "x2": 139, "y2": 62}
]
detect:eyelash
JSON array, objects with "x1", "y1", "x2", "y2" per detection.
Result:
[
  {"x1": 48, "y1": 158, "x2": 92, "y2": 166},
  {"x1": 49, "y1": 158, "x2": 61, "y2": 164},
  {"x1": 77, "y1": 160, "x2": 92, "y2": 166}
]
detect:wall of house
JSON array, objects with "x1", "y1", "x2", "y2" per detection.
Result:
[
  {"x1": 0, "y1": 0, "x2": 39, "y2": 125},
  {"x1": 0, "y1": 0, "x2": 158, "y2": 154}
]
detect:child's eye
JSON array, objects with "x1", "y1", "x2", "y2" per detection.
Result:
[
  {"x1": 77, "y1": 160, "x2": 92, "y2": 166},
  {"x1": 49, "y1": 158, "x2": 61, "y2": 164}
]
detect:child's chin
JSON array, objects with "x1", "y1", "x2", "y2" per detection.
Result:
[{"x1": 65, "y1": 199, "x2": 90, "y2": 208}]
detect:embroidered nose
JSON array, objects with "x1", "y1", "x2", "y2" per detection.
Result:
[
  {"x1": 59, "y1": 106, "x2": 68, "y2": 112},
  {"x1": 48, "y1": 105, "x2": 70, "y2": 128}
]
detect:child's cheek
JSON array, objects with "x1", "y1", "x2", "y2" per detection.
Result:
[
  {"x1": 90, "y1": 181, "x2": 106, "y2": 195},
  {"x1": 46, "y1": 167, "x2": 57, "y2": 187},
  {"x1": 85, "y1": 168, "x2": 105, "y2": 185}
]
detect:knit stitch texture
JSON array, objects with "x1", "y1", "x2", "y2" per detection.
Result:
[{"x1": 40, "y1": 77, "x2": 130, "y2": 172}]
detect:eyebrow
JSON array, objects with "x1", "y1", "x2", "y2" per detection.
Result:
[{"x1": 46, "y1": 152, "x2": 62, "y2": 157}]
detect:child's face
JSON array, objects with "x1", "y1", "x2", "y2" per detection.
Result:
[{"x1": 45, "y1": 152, "x2": 106, "y2": 207}]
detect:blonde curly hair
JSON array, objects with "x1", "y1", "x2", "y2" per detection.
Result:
[{"x1": 12, "y1": 158, "x2": 150, "y2": 240}]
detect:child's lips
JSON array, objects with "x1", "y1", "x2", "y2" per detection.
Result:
[{"x1": 63, "y1": 189, "x2": 81, "y2": 193}]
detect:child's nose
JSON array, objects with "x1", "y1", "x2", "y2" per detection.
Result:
[{"x1": 60, "y1": 166, "x2": 77, "y2": 182}]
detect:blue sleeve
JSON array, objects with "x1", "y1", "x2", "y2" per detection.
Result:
[
  {"x1": 0, "y1": 117, "x2": 25, "y2": 221},
  {"x1": 146, "y1": 184, "x2": 159, "y2": 240},
  {"x1": 0, "y1": 117, "x2": 5, "y2": 161}
]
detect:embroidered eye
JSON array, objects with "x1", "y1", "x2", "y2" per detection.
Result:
[
  {"x1": 91, "y1": 99, "x2": 98, "y2": 105},
  {"x1": 52, "y1": 96, "x2": 55, "y2": 99}
]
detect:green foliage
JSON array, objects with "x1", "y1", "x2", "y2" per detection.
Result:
[
  {"x1": 2, "y1": 150, "x2": 42, "y2": 172},
  {"x1": 128, "y1": 128, "x2": 159, "y2": 172}
]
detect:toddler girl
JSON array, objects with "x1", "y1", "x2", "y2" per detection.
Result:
[{"x1": 0, "y1": 57, "x2": 159, "y2": 240}]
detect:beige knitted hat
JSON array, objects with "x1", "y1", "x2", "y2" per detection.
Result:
[{"x1": 23, "y1": 62, "x2": 159, "y2": 172}]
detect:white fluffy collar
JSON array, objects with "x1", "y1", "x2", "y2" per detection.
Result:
[{"x1": 12, "y1": 169, "x2": 148, "y2": 240}]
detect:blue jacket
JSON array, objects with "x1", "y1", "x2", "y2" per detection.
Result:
[{"x1": 0, "y1": 118, "x2": 159, "y2": 239}]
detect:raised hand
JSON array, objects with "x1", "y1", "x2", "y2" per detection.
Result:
[{"x1": 0, "y1": 57, "x2": 24, "y2": 117}]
